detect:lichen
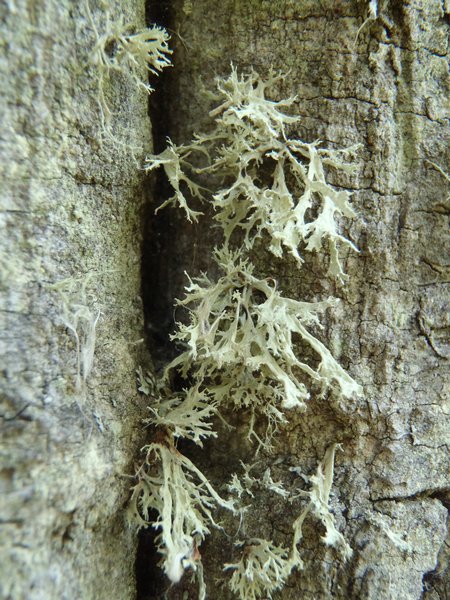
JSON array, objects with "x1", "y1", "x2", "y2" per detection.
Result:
[
  {"x1": 146, "y1": 66, "x2": 359, "y2": 282},
  {"x1": 49, "y1": 274, "x2": 100, "y2": 391},
  {"x1": 163, "y1": 247, "x2": 360, "y2": 450},
  {"x1": 291, "y1": 444, "x2": 353, "y2": 562},
  {"x1": 224, "y1": 446, "x2": 351, "y2": 600},
  {"x1": 224, "y1": 539, "x2": 293, "y2": 600},
  {"x1": 131, "y1": 67, "x2": 359, "y2": 598},
  {"x1": 86, "y1": 0, "x2": 172, "y2": 148},
  {"x1": 127, "y1": 432, "x2": 235, "y2": 588}
]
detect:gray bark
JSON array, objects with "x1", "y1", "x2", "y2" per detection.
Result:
[
  {"x1": 1, "y1": 1, "x2": 448, "y2": 600},
  {"x1": 0, "y1": 0, "x2": 152, "y2": 598}
]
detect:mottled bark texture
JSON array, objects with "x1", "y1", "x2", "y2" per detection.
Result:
[
  {"x1": 0, "y1": 0, "x2": 154, "y2": 598},
  {"x1": 142, "y1": 1, "x2": 449, "y2": 599},
  {"x1": 1, "y1": 1, "x2": 449, "y2": 600}
]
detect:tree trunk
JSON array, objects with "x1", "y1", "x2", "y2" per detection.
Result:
[
  {"x1": 1, "y1": 1, "x2": 448, "y2": 600},
  {"x1": 143, "y1": 1, "x2": 449, "y2": 599},
  {"x1": 1, "y1": 0, "x2": 153, "y2": 598}
]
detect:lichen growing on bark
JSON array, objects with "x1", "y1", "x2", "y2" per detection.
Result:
[{"x1": 130, "y1": 68, "x2": 361, "y2": 598}]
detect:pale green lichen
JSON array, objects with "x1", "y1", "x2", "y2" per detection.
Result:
[
  {"x1": 131, "y1": 67, "x2": 359, "y2": 597},
  {"x1": 291, "y1": 444, "x2": 353, "y2": 563},
  {"x1": 224, "y1": 446, "x2": 351, "y2": 600},
  {"x1": 146, "y1": 67, "x2": 359, "y2": 282},
  {"x1": 144, "y1": 383, "x2": 219, "y2": 447},
  {"x1": 164, "y1": 247, "x2": 360, "y2": 450},
  {"x1": 86, "y1": 0, "x2": 172, "y2": 147},
  {"x1": 49, "y1": 274, "x2": 100, "y2": 391},
  {"x1": 128, "y1": 433, "x2": 235, "y2": 588},
  {"x1": 224, "y1": 539, "x2": 293, "y2": 600},
  {"x1": 227, "y1": 463, "x2": 289, "y2": 500},
  {"x1": 146, "y1": 140, "x2": 204, "y2": 223}
]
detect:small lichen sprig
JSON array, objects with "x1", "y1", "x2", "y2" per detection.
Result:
[
  {"x1": 93, "y1": 20, "x2": 172, "y2": 94},
  {"x1": 164, "y1": 248, "x2": 361, "y2": 449},
  {"x1": 128, "y1": 430, "x2": 236, "y2": 590},
  {"x1": 49, "y1": 274, "x2": 100, "y2": 392},
  {"x1": 140, "y1": 378, "x2": 219, "y2": 447},
  {"x1": 227, "y1": 463, "x2": 290, "y2": 501},
  {"x1": 290, "y1": 443, "x2": 353, "y2": 563},
  {"x1": 224, "y1": 445, "x2": 351, "y2": 600},
  {"x1": 224, "y1": 539, "x2": 294, "y2": 600},
  {"x1": 146, "y1": 67, "x2": 359, "y2": 282},
  {"x1": 86, "y1": 1, "x2": 172, "y2": 142},
  {"x1": 147, "y1": 139, "x2": 204, "y2": 222}
]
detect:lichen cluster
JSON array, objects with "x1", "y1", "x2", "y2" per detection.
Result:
[
  {"x1": 86, "y1": 0, "x2": 172, "y2": 148},
  {"x1": 130, "y1": 68, "x2": 361, "y2": 599}
]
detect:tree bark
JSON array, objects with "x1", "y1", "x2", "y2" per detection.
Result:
[
  {"x1": 1, "y1": 1, "x2": 448, "y2": 600},
  {"x1": 1, "y1": 0, "x2": 153, "y2": 598},
  {"x1": 143, "y1": 1, "x2": 449, "y2": 599}
]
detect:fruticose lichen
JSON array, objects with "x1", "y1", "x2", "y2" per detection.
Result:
[
  {"x1": 224, "y1": 539, "x2": 293, "y2": 600},
  {"x1": 127, "y1": 431, "x2": 235, "y2": 590},
  {"x1": 86, "y1": 0, "x2": 172, "y2": 147},
  {"x1": 146, "y1": 67, "x2": 359, "y2": 282},
  {"x1": 163, "y1": 247, "x2": 360, "y2": 451},
  {"x1": 225, "y1": 445, "x2": 352, "y2": 600},
  {"x1": 130, "y1": 67, "x2": 361, "y2": 598},
  {"x1": 49, "y1": 274, "x2": 100, "y2": 391}
]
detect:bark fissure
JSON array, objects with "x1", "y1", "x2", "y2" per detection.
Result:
[{"x1": 134, "y1": 2, "x2": 180, "y2": 598}]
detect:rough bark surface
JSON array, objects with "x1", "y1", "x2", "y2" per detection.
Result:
[
  {"x1": 1, "y1": 1, "x2": 448, "y2": 600},
  {"x1": 0, "y1": 0, "x2": 155, "y2": 598},
  {"x1": 142, "y1": 1, "x2": 449, "y2": 599}
]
